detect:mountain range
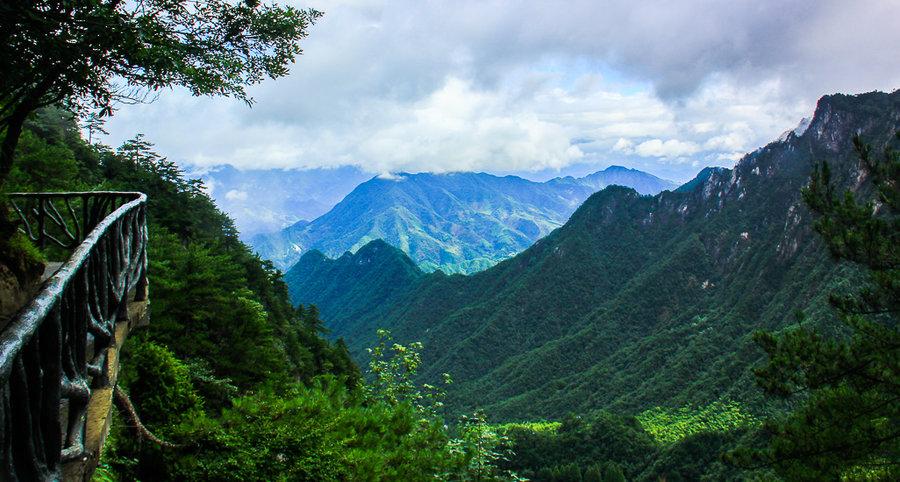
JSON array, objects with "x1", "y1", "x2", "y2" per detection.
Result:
[
  {"x1": 252, "y1": 166, "x2": 676, "y2": 273},
  {"x1": 284, "y1": 91, "x2": 900, "y2": 419}
]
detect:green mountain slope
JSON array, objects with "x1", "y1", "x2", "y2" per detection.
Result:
[
  {"x1": 254, "y1": 167, "x2": 676, "y2": 274},
  {"x1": 285, "y1": 240, "x2": 424, "y2": 338},
  {"x1": 287, "y1": 91, "x2": 900, "y2": 420}
]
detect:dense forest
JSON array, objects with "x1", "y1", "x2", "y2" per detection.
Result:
[
  {"x1": 2, "y1": 106, "x2": 757, "y2": 481},
  {"x1": 286, "y1": 91, "x2": 900, "y2": 480}
]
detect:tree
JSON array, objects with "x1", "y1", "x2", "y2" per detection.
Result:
[
  {"x1": 446, "y1": 411, "x2": 522, "y2": 482},
  {"x1": 582, "y1": 464, "x2": 603, "y2": 482},
  {"x1": 601, "y1": 462, "x2": 626, "y2": 482},
  {"x1": 553, "y1": 463, "x2": 582, "y2": 482},
  {"x1": 731, "y1": 133, "x2": 899, "y2": 480},
  {"x1": 0, "y1": 0, "x2": 321, "y2": 189}
]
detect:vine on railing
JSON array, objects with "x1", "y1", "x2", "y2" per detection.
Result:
[{"x1": 0, "y1": 192, "x2": 148, "y2": 480}]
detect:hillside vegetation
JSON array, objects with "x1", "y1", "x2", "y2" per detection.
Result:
[
  {"x1": 287, "y1": 91, "x2": 900, "y2": 422},
  {"x1": 8, "y1": 109, "x2": 527, "y2": 481}
]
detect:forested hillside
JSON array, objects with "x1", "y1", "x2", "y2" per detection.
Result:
[
  {"x1": 6, "y1": 109, "x2": 528, "y2": 481},
  {"x1": 287, "y1": 91, "x2": 900, "y2": 422},
  {"x1": 253, "y1": 167, "x2": 675, "y2": 274}
]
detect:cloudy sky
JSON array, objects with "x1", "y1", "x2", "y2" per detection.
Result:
[{"x1": 102, "y1": 0, "x2": 900, "y2": 183}]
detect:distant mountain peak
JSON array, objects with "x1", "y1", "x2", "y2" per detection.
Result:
[{"x1": 565, "y1": 165, "x2": 678, "y2": 196}]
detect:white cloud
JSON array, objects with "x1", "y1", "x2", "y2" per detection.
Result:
[
  {"x1": 225, "y1": 189, "x2": 249, "y2": 201},
  {"x1": 634, "y1": 139, "x2": 702, "y2": 158},
  {"x1": 612, "y1": 138, "x2": 634, "y2": 153},
  {"x1": 376, "y1": 172, "x2": 406, "y2": 180},
  {"x1": 356, "y1": 78, "x2": 584, "y2": 173},
  {"x1": 99, "y1": 0, "x2": 900, "y2": 182},
  {"x1": 704, "y1": 132, "x2": 748, "y2": 152}
]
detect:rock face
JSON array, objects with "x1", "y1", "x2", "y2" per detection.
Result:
[
  {"x1": 0, "y1": 247, "x2": 44, "y2": 330},
  {"x1": 286, "y1": 91, "x2": 900, "y2": 419},
  {"x1": 253, "y1": 167, "x2": 676, "y2": 274}
]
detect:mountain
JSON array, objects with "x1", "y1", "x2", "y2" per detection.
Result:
[
  {"x1": 550, "y1": 165, "x2": 678, "y2": 195},
  {"x1": 284, "y1": 240, "x2": 423, "y2": 337},
  {"x1": 197, "y1": 165, "x2": 371, "y2": 238},
  {"x1": 253, "y1": 167, "x2": 676, "y2": 273},
  {"x1": 285, "y1": 91, "x2": 900, "y2": 420}
]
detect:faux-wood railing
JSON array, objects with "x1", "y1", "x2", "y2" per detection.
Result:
[{"x1": 0, "y1": 192, "x2": 148, "y2": 481}]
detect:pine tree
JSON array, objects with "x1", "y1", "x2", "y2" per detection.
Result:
[
  {"x1": 731, "y1": 133, "x2": 899, "y2": 480},
  {"x1": 601, "y1": 462, "x2": 626, "y2": 482},
  {"x1": 582, "y1": 463, "x2": 603, "y2": 482},
  {"x1": 555, "y1": 462, "x2": 582, "y2": 482}
]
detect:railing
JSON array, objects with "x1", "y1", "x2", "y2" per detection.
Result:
[{"x1": 0, "y1": 192, "x2": 148, "y2": 481}]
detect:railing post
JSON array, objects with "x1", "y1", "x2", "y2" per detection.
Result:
[{"x1": 37, "y1": 198, "x2": 45, "y2": 250}]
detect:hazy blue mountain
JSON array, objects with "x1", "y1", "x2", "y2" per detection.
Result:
[
  {"x1": 550, "y1": 165, "x2": 677, "y2": 195},
  {"x1": 285, "y1": 91, "x2": 900, "y2": 419},
  {"x1": 252, "y1": 167, "x2": 676, "y2": 273},
  {"x1": 197, "y1": 165, "x2": 371, "y2": 238}
]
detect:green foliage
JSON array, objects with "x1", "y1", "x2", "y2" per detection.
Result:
[
  {"x1": 444, "y1": 411, "x2": 523, "y2": 481},
  {"x1": 494, "y1": 421, "x2": 562, "y2": 434},
  {"x1": 636, "y1": 401, "x2": 759, "y2": 445},
  {"x1": 553, "y1": 462, "x2": 582, "y2": 481},
  {"x1": 500, "y1": 411, "x2": 655, "y2": 480},
  {"x1": 643, "y1": 430, "x2": 756, "y2": 482},
  {"x1": 367, "y1": 328, "x2": 451, "y2": 416},
  {"x1": 3, "y1": 231, "x2": 43, "y2": 267},
  {"x1": 582, "y1": 464, "x2": 604, "y2": 482},
  {"x1": 500, "y1": 407, "x2": 768, "y2": 481},
  {"x1": 90, "y1": 463, "x2": 117, "y2": 482},
  {"x1": 6, "y1": 130, "x2": 81, "y2": 191},
  {"x1": 118, "y1": 341, "x2": 203, "y2": 428},
  {"x1": 164, "y1": 385, "x2": 349, "y2": 481},
  {"x1": 731, "y1": 133, "x2": 900, "y2": 480},
  {"x1": 7, "y1": 108, "x2": 390, "y2": 480},
  {"x1": 147, "y1": 227, "x2": 283, "y2": 389},
  {"x1": 1, "y1": 1, "x2": 320, "y2": 114},
  {"x1": 601, "y1": 462, "x2": 626, "y2": 482}
]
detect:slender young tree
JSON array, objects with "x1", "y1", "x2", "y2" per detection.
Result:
[
  {"x1": 731, "y1": 133, "x2": 899, "y2": 480},
  {"x1": 0, "y1": 0, "x2": 321, "y2": 190}
]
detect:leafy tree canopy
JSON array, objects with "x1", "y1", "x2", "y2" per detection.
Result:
[{"x1": 0, "y1": 0, "x2": 320, "y2": 187}]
